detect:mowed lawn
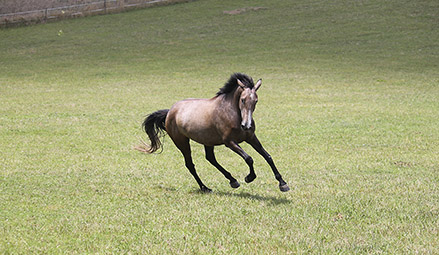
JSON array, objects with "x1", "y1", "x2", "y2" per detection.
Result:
[{"x1": 1, "y1": 0, "x2": 438, "y2": 253}]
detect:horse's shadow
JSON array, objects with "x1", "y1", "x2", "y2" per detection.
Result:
[
  {"x1": 210, "y1": 190, "x2": 291, "y2": 205},
  {"x1": 158, "y1": 185, "x2": 291, "y2": 205}
]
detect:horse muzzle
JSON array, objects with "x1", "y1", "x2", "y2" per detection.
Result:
[
  {"x1": 241, "y1": 123, "x2": 252, "y2": 131},
  {"x1": 241, "y1": 110, "x2": 253, "y2": 131}
]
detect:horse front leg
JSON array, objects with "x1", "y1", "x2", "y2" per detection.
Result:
[
  {"x1": 225, "y1": 141, "x2": 257, "y2": 184},
  {"x1": 204, "y1": 146, "x2": 240, "y2": 189},
  {"x1": 247, "y1": 135, "x2": 290, "y2": 192}
]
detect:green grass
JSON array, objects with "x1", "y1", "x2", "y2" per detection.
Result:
[{"x1": 1, "y1": 0, "x2": 438, "y2": 253}]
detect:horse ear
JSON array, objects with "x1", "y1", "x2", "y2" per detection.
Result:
[
  {"x1": 255, "y1": 79, "x2": 262, "y2": 91},
  {"x1": 237, "y1": 79, "x2": 246, "y2": 89}
]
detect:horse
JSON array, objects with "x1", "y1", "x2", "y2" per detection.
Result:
[{"x1": 138, "y1": 73, "x2": 290, "y2": 192}]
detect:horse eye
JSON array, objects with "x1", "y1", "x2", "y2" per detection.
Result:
[{"x1": 241, "y1": 99, "x2": 245, "y2": 104}]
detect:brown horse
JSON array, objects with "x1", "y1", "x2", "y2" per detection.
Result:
[{"x1": 139, "y1": 73, "x2": 290, "y2": 192}]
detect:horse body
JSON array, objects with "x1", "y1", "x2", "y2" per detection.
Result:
[
  {"x1": 168, "y1": 91, "x2": 250, "y2": 146},
  {"x1": 168, "y1": 98, "x2": 225, "y2": 146},
  {"x1": 140, "y1": 73, "x2": 289, "y2": 192}
]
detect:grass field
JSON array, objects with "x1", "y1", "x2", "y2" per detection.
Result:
[{"x1": 1, "y1": 0, "x2": 439, "y2": 253}]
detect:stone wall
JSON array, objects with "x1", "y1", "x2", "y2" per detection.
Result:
[{"x1": 0, "y1": 0, "x2": 190, "y2": 27}]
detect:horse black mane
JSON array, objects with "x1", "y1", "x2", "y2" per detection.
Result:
[{"x1": 216, "y1": 73, "x2": 254, "y2": 96}]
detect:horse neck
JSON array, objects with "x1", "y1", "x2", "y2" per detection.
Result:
[
  {"x1": 214, "y1": 88, "x2": 242, "y2": 116},
  {"x1": 223, "y1": 88, "x2": 242, "y2": 110}
]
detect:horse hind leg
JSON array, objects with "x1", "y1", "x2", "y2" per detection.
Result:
[
  {"x1": 204, "y1": 146, "x2": 240, "y2": 189},
  {"x1": 173, "y1": 135, "x2": 211, "y2": 192}
]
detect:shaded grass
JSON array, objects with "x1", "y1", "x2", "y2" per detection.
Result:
[{"x1": 1, "y1": 0, "x2": 439, "y2": 253}]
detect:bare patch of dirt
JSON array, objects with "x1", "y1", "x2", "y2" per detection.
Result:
[
  {"x1": 393, "y1": 161, "x2": 414, "y2": 168},
  {"x1": 223, "y1": 7, "x2": 267, "y2": 15}
]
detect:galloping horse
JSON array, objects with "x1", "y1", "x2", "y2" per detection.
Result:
[{"x1": 139, "y1": 73, "x2": 289, "y2": 192}]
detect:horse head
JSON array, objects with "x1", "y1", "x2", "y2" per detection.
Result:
[{"x1": 237, "y1": 79, "x2": 262, "y2": 130}]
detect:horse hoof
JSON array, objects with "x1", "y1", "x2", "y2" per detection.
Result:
[
  {"x1": 201, "y1": 187, "x2": 212, "y2": 193},
  {"x1": 230, "y1": 180, "x2": 240, "y2": 189},
  {"x1": 279, "y1": 183, "x2": 290, "y2": 192},
  {"x1": 245, "y1": 174, "x2": 256, "y2": 183}
]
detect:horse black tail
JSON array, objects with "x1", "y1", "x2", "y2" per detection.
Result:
[{"x1": 137, "y1": 109, "x2": 169, "y2": 153}]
